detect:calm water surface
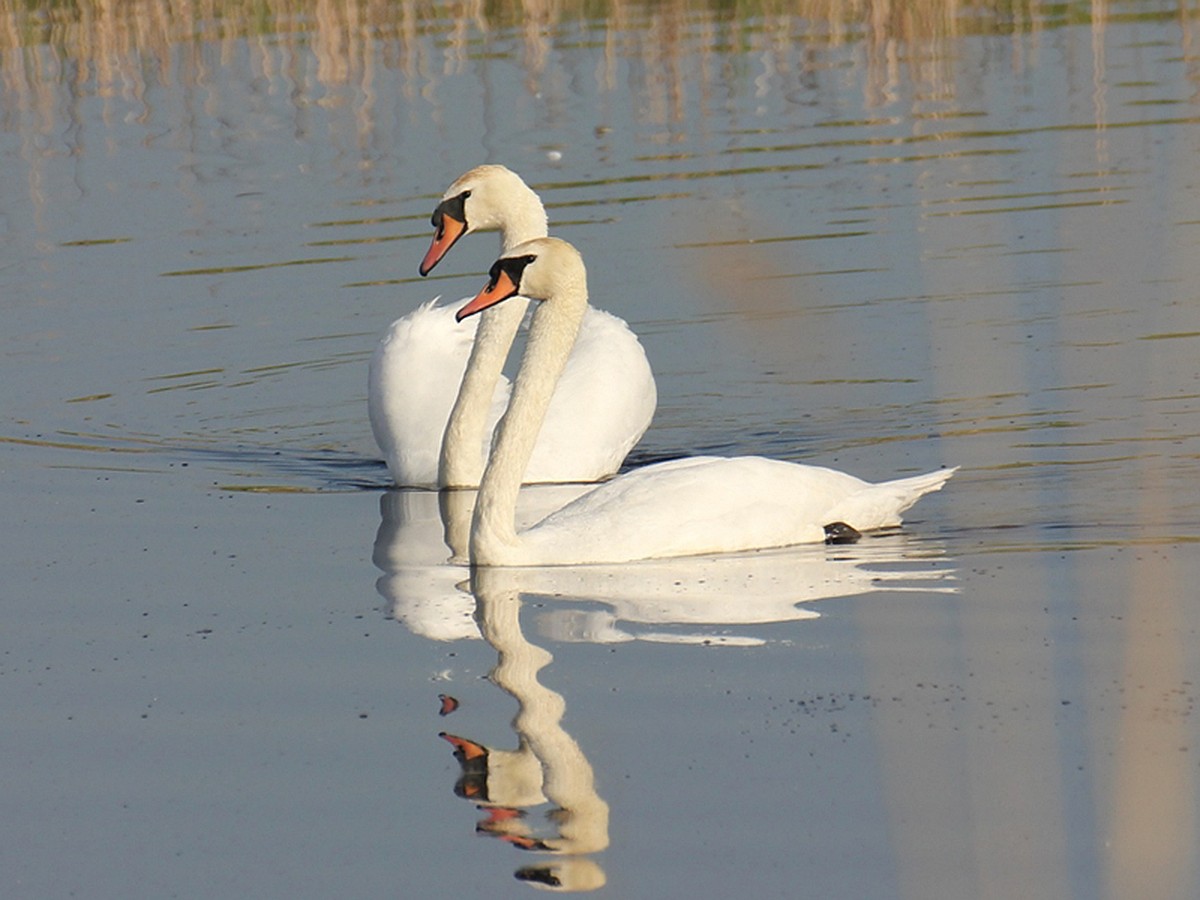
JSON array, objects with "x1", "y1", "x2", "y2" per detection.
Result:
[{"x1": 3, "y1": 2, "x2": 1200, "y2": 897}]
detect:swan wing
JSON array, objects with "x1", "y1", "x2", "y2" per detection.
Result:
[
  {"x1": 370, "y1": 304, "x2": 651, "y2": 488},
  {"x1": 369, "y1": 299, "x2": 510, "y2": 488},
  {"x1": 516, "y1": 457, "x2": 852, "y2": 563}
]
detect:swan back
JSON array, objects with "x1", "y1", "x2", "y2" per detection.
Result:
[{"x1": 524, "y1": 306, "x2": 656, "y2": 482}]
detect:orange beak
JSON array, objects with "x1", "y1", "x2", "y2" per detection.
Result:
[
  {"x1": 419, "y1": 213, "x2": 467, "y2": 276},
  {"x1": 456, "y1": 270, "x2": 520, "y2": 322}
]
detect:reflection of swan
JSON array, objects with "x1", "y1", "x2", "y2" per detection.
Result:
[
  {"x1": 439, "y1": 568, "x2": 610, "y2": 892},
  {"x1": 374, "y1": 490, "x2": 955, "y2": 645},
  {"x1": 373, "y1": 485, "x2": 591, "y2": 642},
  {"x1": 367, "y1": 165, "x2": 656, "y2": 488},
  {"x1": 456, "y1": 237, "x2": 957, "y2": 565},
  {"x1": 518, "y1": 540, "x2": 953, "y2": 645}
]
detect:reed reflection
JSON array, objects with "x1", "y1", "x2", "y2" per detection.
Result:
[
  {"x1": 439, "y1": 567, "x2": 610, "y2": 892},
  {"x1": 2, "y1": 0, "x2": 1153, "y2": 171}
]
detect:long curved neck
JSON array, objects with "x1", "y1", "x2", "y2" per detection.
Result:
[
  {"x1": 471, "y1": 276, "x2": 587, "y2": 564},
  {"x1": 438, "y1": 195, "x2": 549, "y2": 488},
  {"x1": 439, "y1": 299, "x2": 526, "y2": 487},
  {"x1": 491, "y1": 188, "x2": 549, "y2": 248}
]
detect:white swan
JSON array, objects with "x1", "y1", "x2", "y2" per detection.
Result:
[
  {"x1": 456, "y1": 237, "x2": 958, "y2": 566},
  {"x1": 367, "y1": 165, "x2": 656, "y2": 488}
]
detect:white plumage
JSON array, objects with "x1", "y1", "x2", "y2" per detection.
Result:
[{"x1": 368, "y1": 165, "x2": 656, "y2": 488}]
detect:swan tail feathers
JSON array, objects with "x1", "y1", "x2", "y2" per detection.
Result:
[
  {"x1": 826, "y1": 466, "x2": 957, "y2": 533},
  {"x1": 877, "y1": 465, "x2": 958, "y2": 500}
]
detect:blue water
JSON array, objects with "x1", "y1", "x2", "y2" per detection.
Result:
[{"x1": 3, "y1": 3, "x2": 1200, "y2": 897}]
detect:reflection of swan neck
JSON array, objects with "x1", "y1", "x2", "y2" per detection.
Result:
[
  {"x1": 437, "y1": 487, "x2": 476, "y2": 562},
  {"x1": 472, "y1": 274, "x2": 587, "y2": 565},
  {"x1": 473, "y1": 572, "x2": 610, "y2": 857}
]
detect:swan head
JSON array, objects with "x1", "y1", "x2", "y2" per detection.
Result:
[
  {"x1": 420, "y1": 165, "x2": 548, "y2": 276},
  {"x1": 455, "y1": 237, "x2": 585, "y2": 323}
]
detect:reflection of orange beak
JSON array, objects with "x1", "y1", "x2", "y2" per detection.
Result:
[
  {"x1": 440, "y1": 731, "x2": 488, "y2": 760},
  {"x1": 499, "y1": 834, "x2": 548, "y2": 851},
  {"x1": 419, "y1": 213, "x2": 466, "y2": 276},
  {"x1": 480, "y1": 807, "x2": 524, "y2": 823},
  {"x1": 456, "y1": 270, "x2": 520, "y2": 322}
]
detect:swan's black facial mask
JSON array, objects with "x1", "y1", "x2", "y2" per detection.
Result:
[
  {"x1": 430, "y1": 191, "x2": 469, "y2": 235},
  {"x1": 456, "y1": 254, "x2": 537, "y2": 322},
  {"x1": 488, "y1": 254, "x2": 537, "y2": 294}
]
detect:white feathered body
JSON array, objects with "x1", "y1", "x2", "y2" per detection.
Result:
[
  {"x1": 481, "y1": 455, "x2": 956, "y2": 566},
  {"x1": 369, "y1": 300, "x2": 655, "y2": 488}
]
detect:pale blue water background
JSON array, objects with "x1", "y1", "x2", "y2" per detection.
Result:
[{"x1": 3, "y1": 3, "x2": 1200, "y2": 897}]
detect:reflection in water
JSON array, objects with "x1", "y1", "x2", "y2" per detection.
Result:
[
  {"x1": 373, "y1": 485, "x2": 592, "y2": 641},
  {"x1": 440, "y1": 568, "x2": 611, "y2": 892},
  {"x1": 410, "y1": 505, "x2": 955, "y2": 892},
  {"x1": 9, "y1": 0, "x2": 1188, "y2": 198},
  {"x1": 374, "y1": 485, "x2": 956, "y2": 644},
  {"x1": 376, "y1": 484, "x2": 953, "y2": 893},
  {"x1": 1106, "y1": 382, "x2": 1197, "y2": 898},
  {"x1": 0, "y1": 0, "x2": 1082, "y2": 118}
]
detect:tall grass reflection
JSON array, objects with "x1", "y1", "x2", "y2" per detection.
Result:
[{"x1": 7, "y1": 0, "x2": 1183, "y2": 150}]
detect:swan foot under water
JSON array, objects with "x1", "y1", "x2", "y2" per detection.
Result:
[{"x1": 823, "y1": 521, "x2": 862, "y2": 545}]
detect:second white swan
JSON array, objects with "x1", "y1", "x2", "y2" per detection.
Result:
[
  {"x1": 367, "y1": 165, "x2": 656, "y2": 488},
  {"x1": 456, "y1": 237, "x2": 957, "y2": 567}
]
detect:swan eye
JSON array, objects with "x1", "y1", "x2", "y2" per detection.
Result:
[
  {"x1": 505, "y1": 254, "x2": 537, "y2": 282},
  {"x1": 507, "y1": 254, "x2": 537, "y2": 276}
]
